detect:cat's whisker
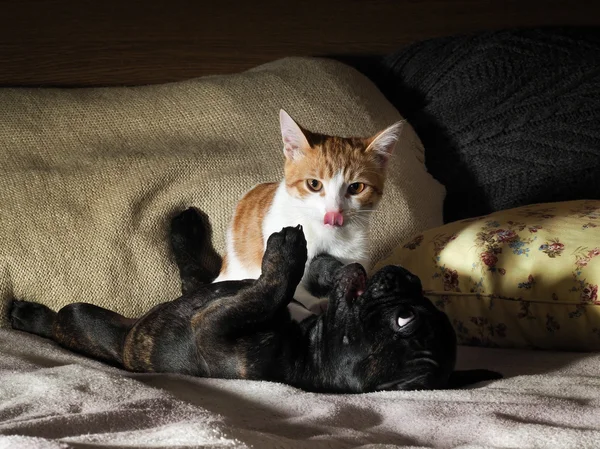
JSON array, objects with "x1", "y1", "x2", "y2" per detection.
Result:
[
  {"x1": 346, "y1": 215, "x2": 373, "y2": 224},
  {"x1": 349, "y1": 207, "x2": 380, "y2": 211},
  {"x1": 348, "y1": 210, "x2": 380, "y2": 213},
  {"x1": 346, "y1": 210, "x2": 380, "y2": 216}
]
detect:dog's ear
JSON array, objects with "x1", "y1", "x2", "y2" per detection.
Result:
[{"x1": 446, "y1": 369, "x2": 503, "y2": 389}]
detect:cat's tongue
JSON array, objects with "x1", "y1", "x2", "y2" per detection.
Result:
[{"x1": 324, "y1": 211, "x2": 344, "y2": 227}]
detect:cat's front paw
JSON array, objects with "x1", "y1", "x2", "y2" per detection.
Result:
[{"x1": 262, "y1": 226, "x2": 308, "y2": 284}]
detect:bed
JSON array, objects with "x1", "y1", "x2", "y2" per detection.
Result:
[
  {"x1": 3, "y1": 327, "x2": 600, "y2": 448},
  {"x1": 2, "y1": 2, "x2": 600, "y2": 448}
]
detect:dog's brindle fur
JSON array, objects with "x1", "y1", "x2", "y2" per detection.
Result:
[{"x1": 10, "y1": 208, "x2": 500, "y2": 393}]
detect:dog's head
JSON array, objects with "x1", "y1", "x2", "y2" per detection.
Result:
[{"x1": 320, "y1": 263, "x2": 501, "y2": 393}]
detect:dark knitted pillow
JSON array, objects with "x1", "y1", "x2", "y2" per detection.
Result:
[{"x1": 346, "y1": 28, "x2": 600, "y2": 223}]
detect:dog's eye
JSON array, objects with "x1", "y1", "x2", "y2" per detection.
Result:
[{"x1": 397, "y1": 311, "x2": 415, "y2": 328}]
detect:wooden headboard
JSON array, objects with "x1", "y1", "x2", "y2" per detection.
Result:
[{"x1": 1, "y1": 0, "x2": 599, "y2": 87}]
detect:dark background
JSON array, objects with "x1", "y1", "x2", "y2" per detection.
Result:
[{"x1": 1, "y1": 0, "x2": 599, "y2": 87}]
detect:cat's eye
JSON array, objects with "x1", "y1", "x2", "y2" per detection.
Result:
[
  {"x1": 348, "y1": 182, "x2": 365, "y2": 195},
  {"x1": 306, "y1": 179, "x2": 323, "y2": 192}
]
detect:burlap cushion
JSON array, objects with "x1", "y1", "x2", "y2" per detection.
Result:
[{"x1": 0, "y1": 57, "x2": 445, "y2": 324}]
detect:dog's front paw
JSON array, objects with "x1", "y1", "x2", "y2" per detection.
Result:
[{"x1": 262, "y1": 226, "x2": 308, "y2": 283}]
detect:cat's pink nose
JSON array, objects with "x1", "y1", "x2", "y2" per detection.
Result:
[{"x1": 324, "y1": 211, "x2": 344, "y2": 227}]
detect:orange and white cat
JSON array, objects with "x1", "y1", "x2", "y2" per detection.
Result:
[{"x1": 214, "y1": 109, "x2": 402, "y2": 318}]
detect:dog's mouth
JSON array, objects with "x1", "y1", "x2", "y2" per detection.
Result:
[{"x1": 338, "y1": 263, "x2": 367, "y2": 303}]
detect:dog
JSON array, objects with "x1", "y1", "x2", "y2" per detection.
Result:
[{"x1": 10, "y1": 208, "x2": 501, "y2": 393}]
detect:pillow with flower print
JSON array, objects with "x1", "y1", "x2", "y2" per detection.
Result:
[{"x1": 373, "y1": 200, "x2": 600, "y2": 351}]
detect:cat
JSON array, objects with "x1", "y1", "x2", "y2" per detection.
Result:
[{"x1": 214, "y1": 109, "x2": 402, "y2": 319}]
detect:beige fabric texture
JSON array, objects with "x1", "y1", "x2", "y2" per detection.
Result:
[{"x1": 0, "y1": 57, "x2": 445, "y2": 324}]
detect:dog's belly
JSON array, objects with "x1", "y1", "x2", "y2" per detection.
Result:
[
  {"x1": 198, "y1": 333, "x2": 288, "y2": 381},
  {"x1": 138, "y1": 296, "x2": 292, "y2": 381}
]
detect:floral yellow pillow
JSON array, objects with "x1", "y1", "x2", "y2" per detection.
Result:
[{"x1": 373, "y1": 200, "x2": 600, "y2": 351}]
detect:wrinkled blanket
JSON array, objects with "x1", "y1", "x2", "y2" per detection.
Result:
[{"x1": 1, "y1": 328, "x2": 600, "y2": 449}]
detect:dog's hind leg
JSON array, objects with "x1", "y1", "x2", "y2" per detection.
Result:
[
  {"x1": 11, "y1": 299, "x2": 136, "y2": 368},
  {"x1": 11, "y1": 300, "x2": 56, "y2": 339},
  {"x1": 51, "y1": 303, "x2": 136, "y2": 367}
]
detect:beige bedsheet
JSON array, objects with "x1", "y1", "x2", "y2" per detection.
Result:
[{"x1": 1, "y1": 327, "x2": 599, "y2": 449}]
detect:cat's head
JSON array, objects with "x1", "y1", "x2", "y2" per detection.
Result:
[{"x1": 279, "y1": 109, "x2": 402, "y2": 229}]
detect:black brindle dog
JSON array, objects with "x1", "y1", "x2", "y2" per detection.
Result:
[{"x1": 10, "y1": 208, "x2": 500, "y2": 393}]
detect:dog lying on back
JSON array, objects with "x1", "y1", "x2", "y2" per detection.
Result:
[{"x1": 10, "y1": 208, "x2": 500, "y2": 393}]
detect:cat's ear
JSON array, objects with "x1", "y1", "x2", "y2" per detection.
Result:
[
  {"x1": 280, "y1": 109, "x2": 310, "y2": 161},
  {"x1": 365, "y1": 121, "x2": 404, "y2": 167}
]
